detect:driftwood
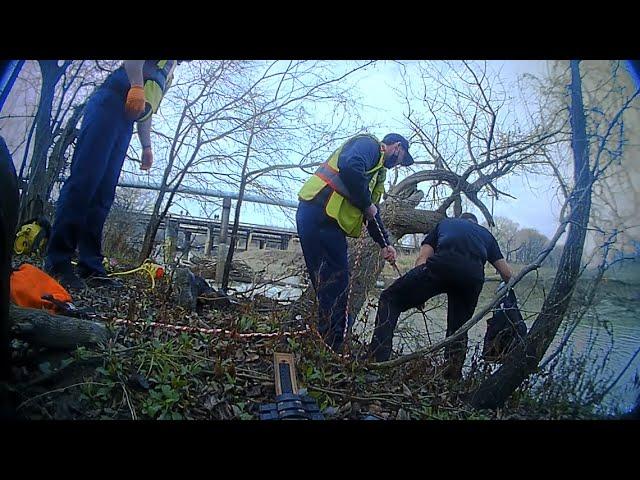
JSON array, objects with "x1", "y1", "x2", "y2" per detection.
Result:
[
  {"x1": 10, "y1": 304, "x2": 111, "y2": 349},
  {"x1": 173, "y1": 267, "x2": 199, "y2": 312},
  {"x1": 173, "y1": 267, "x2": 237, "y2": 312}
]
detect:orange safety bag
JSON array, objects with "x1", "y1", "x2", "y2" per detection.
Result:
[{"x1": 10, "y1": 263, "x2": 72, "y2": 314}]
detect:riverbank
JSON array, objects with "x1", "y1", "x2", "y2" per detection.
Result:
[{"x1": 9, "y1": 252, "x2": 636, "y2": 419}]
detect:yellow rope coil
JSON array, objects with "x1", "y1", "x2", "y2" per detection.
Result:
[{"x1": 109, "y1": 259, "x2": 164, "y2": 289}]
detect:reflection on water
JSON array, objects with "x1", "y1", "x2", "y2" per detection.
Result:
[{"x1": 358, "y1": 278, "x2": 640, "y2": 414}]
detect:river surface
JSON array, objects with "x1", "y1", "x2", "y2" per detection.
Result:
[{"x1": 220, "y1": 269, "x2": 640, "y2": 415}]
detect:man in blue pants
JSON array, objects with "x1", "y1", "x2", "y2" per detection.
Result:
[
  {"x1": 368, "y1": 213, "x2": 514, "y2": 378},
  {"x1": 296, "y1": 133, "x2": 414, "y2": 353},
  {"x1": 45, "y1": 61, "x2": 182, "y2": 290}
]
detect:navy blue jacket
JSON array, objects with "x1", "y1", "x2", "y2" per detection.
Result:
[
  {"x1": 422, "y1": 218, "x2": 504, "y2": 276},
  {"x1": 312, "y1": 136, "x2": 390, "y2": 247}
]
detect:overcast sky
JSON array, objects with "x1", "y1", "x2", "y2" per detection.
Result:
[{"x1": 187, "y1": 60, "x2": 563, "y2": 238}]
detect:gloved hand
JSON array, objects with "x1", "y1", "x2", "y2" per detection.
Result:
[
  {"x1": 125, "y1": 84, "x2": 146, "y2": 119},
  {"x1": 382, "y1": 245, "x2": 397, "y2": 263},
  {"x1": 141, "y1": 147, "x2": 153, "y2": 170},
  {"x1": 364, "y1": 204, "x2": 377, "y2": 220}
]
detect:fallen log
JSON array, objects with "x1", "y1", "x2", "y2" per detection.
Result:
[{"x1": 10, "y1": 304, "x2": 111, "y2": 349}]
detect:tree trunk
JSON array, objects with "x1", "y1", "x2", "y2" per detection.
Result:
[
  {"x1": 469, "y1": 60, "x2": 594, "y2": 409},
  {"x1": 44, "y1": 103, "x2": 85, "y2": 200},
  {"x1": 10, "y1": 304, "x2": 111, "y2": 349},
  {"x1": 20, "y1": 60, "x2": 70, "y2": 223},
  {"x1": 222, "y1": 123, "x2": 255, "y2": 292},
  {"x1": 221, "y1": 181, "x2": 245, "y2": 292},
  {"x1": 139, "y1": 178, "x2": 170, "y2": 262}
]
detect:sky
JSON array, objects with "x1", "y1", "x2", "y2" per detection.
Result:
[
  {"x1": 1, "y1": 59, "x2": 565, "y2": 240},
  {"x1": 348, "y1": 60, "x2": 562, "y2": 237},
  {"x1": 174, "y1": 60, "x2": 563, "y2": 238}
]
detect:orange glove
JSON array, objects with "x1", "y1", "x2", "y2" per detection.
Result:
[
  {"x1": 141, "y1": 147, "x2": 153, "y2": 170},
  {"x1": 125, "y1": 85, "x2": 145, "y2": 119}
]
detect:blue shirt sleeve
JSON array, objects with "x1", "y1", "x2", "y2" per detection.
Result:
[
  {"x1": 337, "y1": 136, "x2": 381, "y2": 212},
  {"x1": 366, "y1": 211, "x2": 390, "y2": 248},
  {"x1": 421, "y1": 223, "x2": 440, "y2": 250},
  {"x1": 487, "y1": 234, "x2": 504, "y2": 263}
]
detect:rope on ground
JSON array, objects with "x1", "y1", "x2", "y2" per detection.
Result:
[
  {"x1": 108, "y1": 259, "x2": 164, "y2": 289},
  {"x1": 110, "y1": 318, "x2": 311, "y2": 339}
]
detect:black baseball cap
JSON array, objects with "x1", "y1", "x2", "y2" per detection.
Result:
[{"x1": 382, "y1": 133, "x2": 414, "y2": 166}]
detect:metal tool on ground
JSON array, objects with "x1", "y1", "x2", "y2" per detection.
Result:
[{"x1": 258, "y1": 352, "x2": 324, "y2": 420}]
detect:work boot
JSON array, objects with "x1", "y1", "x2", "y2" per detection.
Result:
[
  {"x1": 78, "y1": 266, "x2": 123, "y2": 289},
  {"x1": 442, "y1": 346, "x2": 466, "y2": 381},
  {"x1": 83, "y1": 274, "x2": 123, "y2": 289},
  {"x1": 44, "y1": 264, "x2": 86, "y2": 292}
]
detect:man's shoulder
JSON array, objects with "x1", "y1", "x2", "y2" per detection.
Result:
[
  {"x1": 475, "y1": 221, "x2": 494, "y2": 235},
  {"x1": 348, "y1": 134, "x2": 379, "y2": 149},
  {"x1": 472, "y1": 221, "x2": 498, "y2": 242},
  {"x1": 342, "y1": 135, "x2": 380, "y2": 161},
  {"x1": 441, "y1": 218, "x2": 492, "y2": 235}
]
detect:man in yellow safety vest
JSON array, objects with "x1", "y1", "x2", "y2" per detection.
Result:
[{"x1": 296, "y1": 133, "x2": 414, "y2": 353}]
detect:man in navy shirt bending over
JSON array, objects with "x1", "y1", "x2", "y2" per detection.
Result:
[{"x1": 367, "y1": 212, "x2": 514, "y2": 379}]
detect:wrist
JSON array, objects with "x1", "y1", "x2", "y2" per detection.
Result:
[{"x1": 142, "y1": 145, "x2": 152, "y2": 151}]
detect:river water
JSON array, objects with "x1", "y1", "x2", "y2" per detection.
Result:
[{"x1": 224, "y1": 270, "x2": 640, "y2": 415}]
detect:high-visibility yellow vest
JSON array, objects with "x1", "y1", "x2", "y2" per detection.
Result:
[
  {"x1": 139, "y1": 60, "x2": 176, "y2": 122},
  {"x1": 298, "y1": 134, "x2": 386, "y2": 237}
]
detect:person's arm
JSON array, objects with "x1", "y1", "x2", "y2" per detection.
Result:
[
  {"x1": 492, "y1": 258, "x2": 513, "y2": 283},
  {"x1": 365, "y1": 210, "x2": 396, "y2": 262},
  {"x1": 416, "y1": 224, "x2": 439, "y2": 266},
  {"x1": 137, "y1": 116, "x2": 153, "y2": 170},
  {"x1": 123, "y1": 61, "x2": 145, "y2": 119},
  {"x1": 487, "y1": 233, "x2": 512, "y2": 282},
  {"x1": 415, "y1": 244, "x2": 434, "y2": 267},
  {"x1": 337, "y1": 137, "x2": 380, "y2": 212},
  {"x1": 123, "y1": 60, "x2": 144, "y2": 86},
  {"x1": 138, "y1": 116, "x2": 152, "y2": 149},
  {"x1": 366, "y1": 210, "x2": 389, "y2": 248}
]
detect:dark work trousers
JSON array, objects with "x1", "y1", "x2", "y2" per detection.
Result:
[
  {"x1": 296, "y1": 198, "x2": 355, "y2": 352},
  {"x1": 1, "y1": 136, "x2": 19, "y2": 417},
  {"x1": 45, "y1": 87, "x2": 134, "y2": 276},
  {"x1": 369, "y1": 253, "x2": 484, "y2": 372}
]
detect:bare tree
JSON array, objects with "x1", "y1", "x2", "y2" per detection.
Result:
[
  {"x1": 485, "y1": 216, "x2": 520, "y2": 261},
  {"x1": 469, "y1": 60, "x2": 639, "y2": 409},
  {"x1": 10, "y1": 60, "x2": 119, "y2": 222},
  {"x1": 137, "y1": 60, "x2": 374, "y2": 263},
  {"x1": 289, "y1": 61, "x2": 562, "y2": 324},
  {"x1": 19, "y1": 60, "x2": 71, "y2": 222},
  {"x1": 513, "y1": 228, "x2": 549, "y2": 264}
]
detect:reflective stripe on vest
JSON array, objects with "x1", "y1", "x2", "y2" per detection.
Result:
[
  {"x1": 299, "y1": 134, "x2": 384, "y2": 201},
  {"x1": 314, "y1": 162, "x2": 353, "y2": 200},
  {"x1": 298, "y1": 134, "x2": 386, "y2": 237}
]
